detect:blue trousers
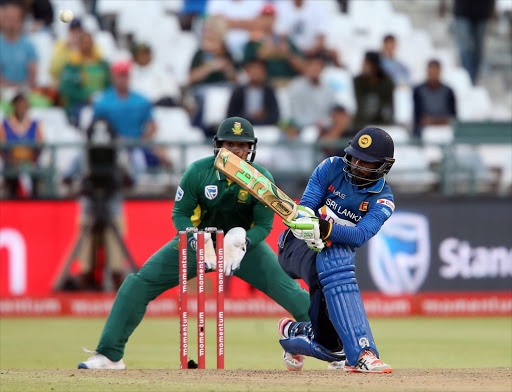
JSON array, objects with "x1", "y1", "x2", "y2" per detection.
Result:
[{"x1": 277, "y1": 229, "x2": 343, "y2": 352}]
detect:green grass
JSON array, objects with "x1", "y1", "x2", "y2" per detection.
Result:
[{"x1": 1, "y1": 317, "x2": 511, "y2": 370}]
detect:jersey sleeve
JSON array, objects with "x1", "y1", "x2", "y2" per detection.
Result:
[
  {"x1": 172, "y1": 163, "x2": 201, "y2": 231},
  {"x1": 299, "y1": 158, "x2": 331, "y2": 212},
  {"x1": 325, "y1": 196, "x2": 394, "y2": 248},
  {"x1": 246, "y1": 166, "x2": 275, "y2": 246}
]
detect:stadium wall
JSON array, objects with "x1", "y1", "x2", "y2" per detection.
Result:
[{"x1": 1, "y1": 199, "x2": 510, "y2": 317}]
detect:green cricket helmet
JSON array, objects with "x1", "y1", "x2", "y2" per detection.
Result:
[{"x1": 213, "y1": 117, "x2": 258, "y2": 162}]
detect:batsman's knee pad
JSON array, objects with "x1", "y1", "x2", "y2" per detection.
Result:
[
  {"x1": 317, "y1": 244, "x2": 378, "y2": 366},
  {"x1": 280, "y1": 336, "x2": 346, "y2": 363}
]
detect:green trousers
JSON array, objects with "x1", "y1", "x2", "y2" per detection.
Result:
[{"x1": 96, "y1": 237, "x2": 310, "y2": 361}]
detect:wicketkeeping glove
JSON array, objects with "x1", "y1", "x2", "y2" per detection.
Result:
[
  {"x1": 188, "y1": 232, "x2": 217, "y2": 270},
  {"x1": 223, "y1": 227, "x2": 247, "y2": 276}
]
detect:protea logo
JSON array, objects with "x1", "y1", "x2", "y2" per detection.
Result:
[{"x1": 368, "y1": 212, "x2": 430, "y2": 294}]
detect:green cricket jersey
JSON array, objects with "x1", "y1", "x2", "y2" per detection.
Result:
[{"x1": 172, "y1": 156, "x2": 274, "y2": 247}]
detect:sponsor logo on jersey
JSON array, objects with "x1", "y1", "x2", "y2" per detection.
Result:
[
  {"x1": 359, "y1": 201, "x2": 369, "y2": 211},
  {"x1": 205, "y1": 185, "x2": 218, "y2": 200},
  {"x1": 175, "y1": 186, "x2": 184, "y2": 201},
  {"x1": 368, "y1": 212, "x2": 430, "y2": 294},
  {"x1": 358, "y1": 134, "x2": 372, "y2": 148},
  {"x1": 327, "y1": 184, "x2": 346, "y2": 199},
  {"x1": 318, "y1": 204, "x2": 357, "y2": 227},
  {"x1": 377, "y1": 198, "x2": 395, "y2": 212},
  {"x1": 237, "y1": 189, "x2": 249, "y2": 202},
  {"x1": 232, "y1": 122, "x2": 243, "y2": 135}
]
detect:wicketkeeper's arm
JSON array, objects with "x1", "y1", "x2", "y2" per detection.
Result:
[
  {"x1": 245, "y1": 199, "x2": 274, "y2": 247},
  {"x1": 172, "y1": 163, "x2": 201, "y2": 231}
]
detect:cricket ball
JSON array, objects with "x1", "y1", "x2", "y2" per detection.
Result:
[{"x1": 59, "y1": 9, "x2": 74, "y2": 23}]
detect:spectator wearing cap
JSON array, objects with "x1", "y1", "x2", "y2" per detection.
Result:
[
  {"x1": 49, "y1": 19, "x2": 102, "y2": 85},
  {"x1": 59, "y1": 32, "x2": 110, "y2": 125},
  {"x1": 285, "y1": 53, "x2": 335, "y2": 137},
  {"x1": 413, "y1": 59, "x2": 456, "y2": 137},
  {"x1": 243, "y1": 2, "x2": 305, "y2": 87},
  {"x1": 352, "y1": 51, "x2": 394, "y2": 132},
  {"x1": 380, "y1": 34, "x2": 410, "y2": 86},
  {"x1": 93, "y1": 61, "x2": 170, "y2": 174},
  {"x1": 0, "y1": 2, "x2": 38, "y2": 94},
  {"x1": 0, "y1": 93, "x2": 44, "y2": 198},
  {"x1": 130, "y1": 42, "x2": 180, "y2": 107},
  {"x1": 226, "y1": 58, "x2": 279, "y2": 125}
]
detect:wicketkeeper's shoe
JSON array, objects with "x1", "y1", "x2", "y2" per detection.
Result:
[
  {"x1": 344, "y1": 349, "x2": 392, "y2": 374},
  {"x1": 78, "y1": 348, "x2": 126, "y2": 370},
  {"x1": 278, "y1": 317, "x2": 305, "y2": 371}
]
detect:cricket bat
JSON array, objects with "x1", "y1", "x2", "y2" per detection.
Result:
[{"x1": 214, "y1": 148, "x2": 299, "y2": 222}]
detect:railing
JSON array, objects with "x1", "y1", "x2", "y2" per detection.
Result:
[{"x1": 1, "y1": 137, "x2": 511, "y2": 199}]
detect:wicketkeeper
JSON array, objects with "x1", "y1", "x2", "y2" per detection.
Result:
[
  {"x1": 277, "y1": 127, "x2": 395, "y2": 373},
  {"x1": 78, "y1": 117, "x2": 310, "y2": 369}
]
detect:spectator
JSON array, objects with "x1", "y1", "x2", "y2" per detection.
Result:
[
  {"x1": 179, "y1": 0, "x2": 208, "y2": 32},
  {"x1": 59, "y1": 32, "x2": 110, "y2": 126},
  {"x1": 206, "y1": 0, "x2": 265, "y2": 63},
  {"x1": 189, "y1": 19, "x2": 237, "y2": 87},
  {"x1": 0, "y1": 2, "x2": 38, "y2": 96},
  {"x1": 93, "y1": 61, "x2": 170, "y2": 176},
  {"x1": 453, "y1": 0, "x2": 495, "y2": 85},
  {"x1": 413, "y1": 59, "x2": 457, "y2": 138},
  {"x1": 352, "y1": 51, "x2": 394, "y2": 132},
  {"x1": 380, "y1": 34, "x2": 410, "y2": 86},
  {"x1": 227, "y1": 58, "x2": 279, "y2": 125},
  {"x1": 130, "y1": 42, "x2": 180, "y2": 107},
  {"x1": 287, "y1": 53, "x2": 336, "y2": 133},
  {"x1": 188, "y1": 19, "x2": 237, "y2": 136},
  {"x1": 243, "y1": 3, "x2": 304, "y2": 87},
  {"x1": 0, "y1": 92, "x2": 43, "y2": 198},
  {"x1": 49, "y1": 19, "x2": 101, "y2": 85},
  {"x1": 23, "y1": 0, "x2": 54, "y2": 32},
  {"x1": 317, "y1": 104, "x2": 353, "y2": 157},
  {"x1": 275, "y1": 0, "x2": 341, "y2": 66}
]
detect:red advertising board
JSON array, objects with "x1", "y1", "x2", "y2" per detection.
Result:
[
  {"x1": 0, "y1": 200, "x2": 287, "y2": 296},
  {"x1": 1, "y1": 200, "x2": 510, "y2": 317}
]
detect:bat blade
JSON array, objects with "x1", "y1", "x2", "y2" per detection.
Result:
[{"x1": 214, "y1": 148, "x2": 298, "y2": 221}]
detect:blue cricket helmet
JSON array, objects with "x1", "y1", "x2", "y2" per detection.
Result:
[{"x1": 342, "y1": 127, "x2": 395, "y2": 186}]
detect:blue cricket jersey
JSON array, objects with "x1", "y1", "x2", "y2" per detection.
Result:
[{"x1": 300, "y1": 156, "x2": 395, "y2": 250}]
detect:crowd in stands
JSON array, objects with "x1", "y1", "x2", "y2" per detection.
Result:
[{"x1": 0, "y1": 0, "x2": 509, "y2": 199}]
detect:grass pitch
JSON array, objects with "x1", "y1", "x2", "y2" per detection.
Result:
[{"x1": 1, "y1": 317, "x2": 511, "y2": 391}]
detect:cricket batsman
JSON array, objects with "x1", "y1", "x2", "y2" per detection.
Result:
[
  {"x1": 78, "y1": 117, "x2": 310, "y2": 369},
  {"x1": 276, "y1": 127, "x2": 395, "y2": 373}
]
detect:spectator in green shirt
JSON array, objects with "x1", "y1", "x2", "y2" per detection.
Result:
[
  {"x1": 243, "y1": 3, "x2": 304, "y2": 88},
  {"x1": 59, "y1": 32, "x2": 110, "y2": 126}
]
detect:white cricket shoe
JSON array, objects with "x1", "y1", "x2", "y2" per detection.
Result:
[
  {"x1": 344, "y1": 349, "x2": 392, "y2": 374},
  {"x1": 78, "y1": 348, "x2": 126, "y2": 370},
  {"x1": 278, "y1": 317, "x2": 305, "y2": 371}
]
